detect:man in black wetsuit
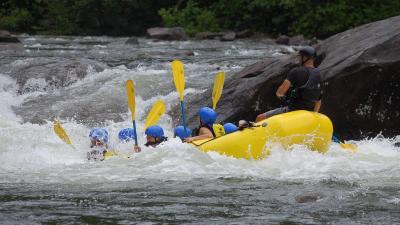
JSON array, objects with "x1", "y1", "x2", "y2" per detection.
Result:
[{"x1": 255, "y1": 46, "x2": 323, "y2": 122}]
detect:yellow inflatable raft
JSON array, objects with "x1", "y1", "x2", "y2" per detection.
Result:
[{"x1": 191, "y1": 110, "x2": 333, "y2": 160}]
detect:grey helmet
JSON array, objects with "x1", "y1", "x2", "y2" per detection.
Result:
[{"x1": 299, "y1": 46, "x2": 316, "y2": 58}]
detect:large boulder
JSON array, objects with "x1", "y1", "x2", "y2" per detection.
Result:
[
  {"x1": 147, "y1": 27, "x2": 187, "y2": 41},
  {"x1": 175, "y1": 15, "x2": 400, "y2": 139},
  {"x1": 0, "y1": 30, "x2": 20, "y2": 43},
  {"x1": 275, "y1": 35, "x2": 290, "y2": 45}
]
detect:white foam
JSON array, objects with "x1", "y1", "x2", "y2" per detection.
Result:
[{"x1": 0, "y1": 61, "x2": 399, "y2": 186}]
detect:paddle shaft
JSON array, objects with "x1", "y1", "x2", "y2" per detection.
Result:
[
  {"x1": 132, "y1": 120, "x2": 138, "y2": 146},
  {"x1": 180, "y1": 101, "x2": 187, "y2": 133}
]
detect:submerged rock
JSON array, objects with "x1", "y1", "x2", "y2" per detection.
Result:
[
  {"x1": 175, "y1": 15, "x2": 400, "y2": 139},
  {"x1": 220, "y1": 32, "x2": 236, "y2": 41},
  {"x1": 147, "y1": 27, "x2": 187, "y2": 41},
  {"x1": 295, "y1": 194, "x2": 321, "y2": 203},
  {"x1": 125, "y1": 37, "x2": 139, "y2": 45},
  {"x1": 0, "y1": 57, "x2": 106, "y2": 94}
]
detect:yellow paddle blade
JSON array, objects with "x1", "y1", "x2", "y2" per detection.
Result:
[
  {"x1": 53, "y1": 120, "x2": 72, "y2": 145},
  {"x1": 172, "y1": 60, "x2": 185, "y2": 101},
  {"x1": 212, "y1": 71, "x2": 225, "y2": 110},
  {"x1": 126, "y1": 80, "x2": 136, "y2": 121},
  {"x1": 144, "y1": 99, "x2": 166, "y2": 130},
  {"x1": 340, "y1": 142, "x2": 358, "y2": 153}
]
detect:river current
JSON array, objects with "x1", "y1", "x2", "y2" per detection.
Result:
[{"x1": 0, "y1": 36, "x2": 399, "y2": 224}]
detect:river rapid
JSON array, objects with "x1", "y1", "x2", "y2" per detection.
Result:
[{"x1": 0, "y1": 36, "x2": 399, "y2": 224}]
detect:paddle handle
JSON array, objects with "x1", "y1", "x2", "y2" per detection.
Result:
[
  {"x1": 180, "y1": 101, "x2": 187, "y2": 133},
  {"x1": 132, "y1": 120, "x2": 138, "y2": 146},
  {"x1": 332, "y1": 135, "x2": 340, "y2": 143}
]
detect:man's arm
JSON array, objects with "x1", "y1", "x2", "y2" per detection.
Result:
[
  {"x1": 314, "y1": 99, "x2": 321, "y2": 112},
  {"x1": 184, "y1": 127, "x2": 213, "y2": 142},
  {"x1": 276, "y1": 79, "x2": 291, "y2": 97}
]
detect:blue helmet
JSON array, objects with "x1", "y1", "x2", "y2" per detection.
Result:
[
  {"x1": 174, "y1": 125, "x2": 192, "y2": 140},
  {"x1": 224, "y1": 123, "x2": 238, "y2": 134},
  {"x1": 89, "y1": 128, "x2": 109, "y2": 143},
  {"x1": 145, "y1": 125, "x2": 164, "y2": 138},
  {"x1": 118, "y1": 128, "x2": 135, "y2": 142},
  {"x1": 198, "y1": 107, "x2": 217, "y2": 126}
]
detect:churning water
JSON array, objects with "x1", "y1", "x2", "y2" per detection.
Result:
[{"x1": 0, "y1": 36, "x2": 399, "y2": 224}]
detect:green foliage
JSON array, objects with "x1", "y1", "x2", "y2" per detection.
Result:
[
  {"x1": 0, "y1": 0, "x2": 399, "y2": 37},
  {"x1": 160, "y1": 0, "x2": 400, "y2": 38},
  {"x1": 159, "y1": 0, "x2": 220, "y2": 36},
  {"x1": 0, "y1": 8, "x2": 32, "y2": 31},
  {"x1": 0, "y1": 0, "x2": 177, "y2": 35}
]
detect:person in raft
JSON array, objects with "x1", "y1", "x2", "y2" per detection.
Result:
[
  {"x1": 87, "y1": 128, "x2": 109, "y2": 161},
  {"x1": 144, "y1": 125, "x2": 168, "y2": 148},
  {"x1": 118, "y1": 128, "x2": 135, "y2": 142},
  {"x1": 184, "y1": 107, "x2": 225, "y2": 143},
  {"x1": 174, "y1": 125, "x2": 192, "y2": 141},
  {"x1": 255, "y1": 46, "x2": 323, "y2": 122},
  {"x1": 223, "y1": 123, "x2": 238, "y2": 134},
  {"x1": 118, "y1": 127, "x2": 140, "y2": 152}
]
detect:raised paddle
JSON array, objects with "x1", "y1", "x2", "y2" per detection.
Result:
[
  {"x1": 171, "y1": 60, "x2": 187, "y2": 132},
  {"x1": 212, "y1": 71, "x2": 225, "y2": 110},
  {"x1": 53, "y1": 120, "x2": 75, "y2": 149},
  {"x1": 144, "y1": 99, "x2": 166, "y2": 130},
  {"x1": 332, "y1": 135, "x2": 357, "y2": 152},
  {"x1": 126, "y1": 80, "x2": 139, "y2": 147}
]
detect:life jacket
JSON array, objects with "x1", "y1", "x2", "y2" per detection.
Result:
[
  {"x1": 194, "y1": 124, "x2": 225, "y2": 138},
  {"x1": 297, "y1": 67, "x2": 323, "y2": 102},
  {"x1": 286, "y1": 67, "x2": 322, "y2": 110}
]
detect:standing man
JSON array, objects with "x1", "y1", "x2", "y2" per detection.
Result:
[{"x1": 255, "y1": 46, "x2": 323, "y2": 122}]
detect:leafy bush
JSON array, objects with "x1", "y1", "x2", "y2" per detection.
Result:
[
  {"x1": 0, "y1": 8, "x2": 32, "y2": 31},
  {"x1": 159, "y1": 0, "x2": 220, "y2": 36},
  {"x1": 160, "y1": 0, "x2": 400, "y2": 38}
]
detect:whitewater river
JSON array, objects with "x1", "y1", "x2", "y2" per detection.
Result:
[{"x1": 0, "y1": 36, "x2": 399, "y2": 224}]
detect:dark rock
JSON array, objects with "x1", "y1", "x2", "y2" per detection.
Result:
[
  {"x1": 220, "y1": 32, "x2": 236, "y2": 41},
  {"x1": 236, "y1": 30, "x2": 254, "y2": 38},
  {"x1": 295, "y1": 194, "x2": 321, "y2": 203},
  {"x1": 147, "y1": 27, "x2": 187, "y2": 41},
  {"x1": 195, "y1": 31, "x2": 223, "y2": 40},
  {"x1": 395, "y1": 142, "x2": 400, "y2": 147},
  {"x1": 276, "y1": 35, "x2": 290, "y2": 45},
  {"x1": 289, "y1": 35, "x2": 310, "y2": 46},
  {"x1": 183, "y1": 50, "x2": 195, "y2": 56},
  {"x1": 125, "y1": 37, "x2": 139, "y2": 45},
  {"x1": 173, "y1": 15, "x2": 400, "y2": 139},
  {"x1": 0, "y1": 30, "x2": 20, "y2": 43}
]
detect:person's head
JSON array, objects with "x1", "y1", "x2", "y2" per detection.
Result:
[
  {"x1": 223, "y1": 123, "x2": 238, "y2": 134},
  {"x1": 118, "y1": 128, "x2": 135, "y2": 142},
  {"x1": 174, "y1": 125, "x2": 192, "y2": 140},
  {"x1": 298, "y1": 46, "x2": 316, "y2": 66},
  {"x1": 198, "y1": 107, "x2": 217, "y2": 126},
  {"x1": 89, "y1": 128, "x2": 109, "y2": 147},
  {"x1": 145, "y1": 125, "x2": 166, "y2": 147}
]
